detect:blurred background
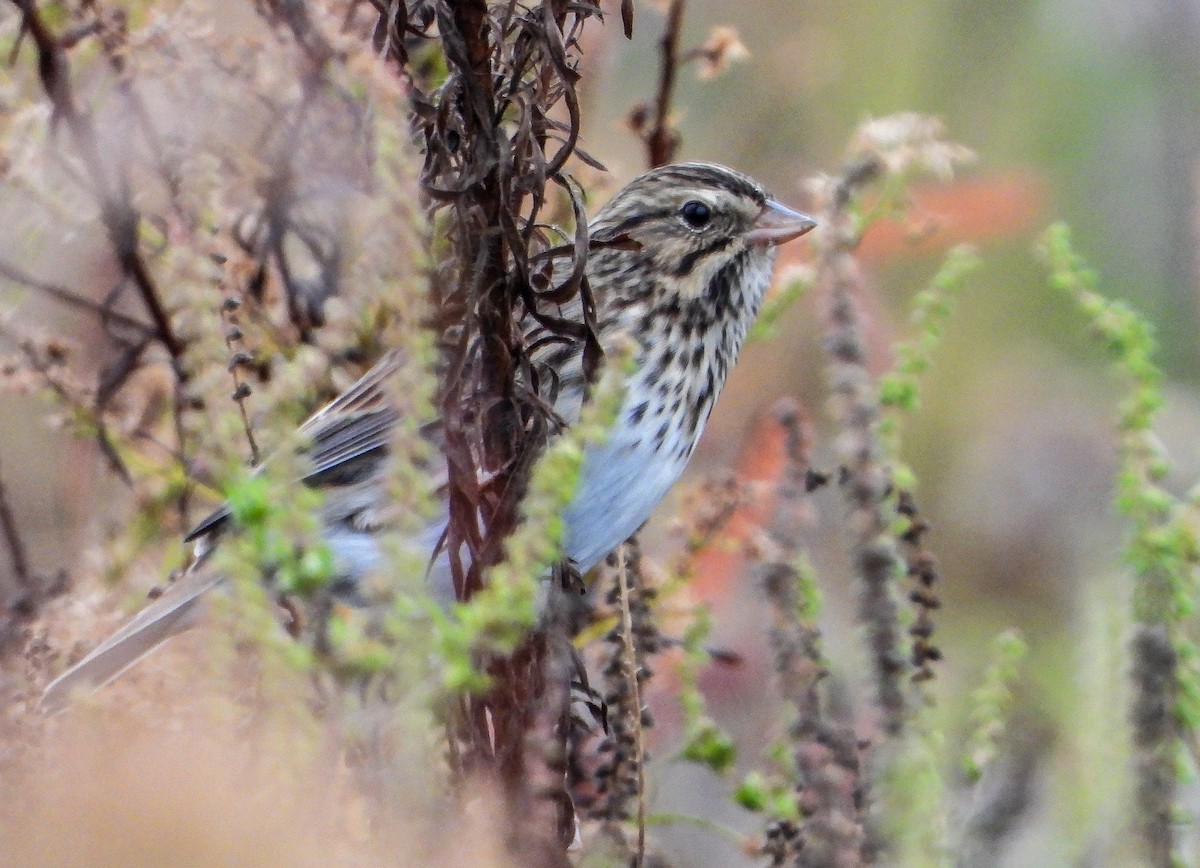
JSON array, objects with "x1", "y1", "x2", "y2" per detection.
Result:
[
  {"x1": 577, "y1": 2, "x2": 1200, "y2": 865},
  {"x1": 3, "y1": 1, "x2": 1200, "y2": 865}
]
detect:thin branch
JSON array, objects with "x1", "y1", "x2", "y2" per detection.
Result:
[
  {"x1": 10, "y1": 334, "x2": 133, "y2": 485},
  {"x1": 954, "y1": 717, "x2": 1045, "y2": 867},
  {"x1": 219, "y1": 296, "x2": 261, "y2": 465},
  {"x1": 615, "y1": 544, "x2": 647, "y2": 866},
  {"x1": 9, "y1": 0, "x2": 185, "y2": 368},
  {"x1": 0, "y1": 457, "x2": 31, "y2": 590},
  {"x1": 757, "y1": 400, "x2": 865, "y2": 866},
  {"x1": 0, "y1": 257, "x2": 155, "y2": 338},
  {"x1": 85, "y1": 2, "x2": 190, "y2": 230},
  {"x1": 896, "y1": 490, "x2": 943, "y2": 682},
  {"x1": 645, "y1": 0, "x2": 684, "y2": 168},
  {"x1": 814, "y1": 155, "x2": 910, "y2": 737}
]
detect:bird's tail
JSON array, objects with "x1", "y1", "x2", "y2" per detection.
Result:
[{"x1": 39, "y1": 565, "x2": 225, "y2": 714}]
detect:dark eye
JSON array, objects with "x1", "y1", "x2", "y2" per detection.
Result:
[{"x1": 679, "y1": 200, "x2": 712, "y2": 229}]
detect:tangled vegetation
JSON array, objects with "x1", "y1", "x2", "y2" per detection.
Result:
[{"x1": 0, "y1": 2, "x2": 1197, "y2": 866}]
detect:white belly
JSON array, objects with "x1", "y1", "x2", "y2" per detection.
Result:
[
  {"x1": 371, "y1": 373, "x2": 708, "y2": 601},
  {"x1": 560, "y1": 410, "x2": 689, "y2": 573}
]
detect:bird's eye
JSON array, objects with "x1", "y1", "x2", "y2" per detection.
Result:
[{"x1": 679, "y1": 200, "x2": 712, "y2": 230}]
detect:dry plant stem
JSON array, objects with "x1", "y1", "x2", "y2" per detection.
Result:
[
  {"x1": 433, "y1": 0, "x2": 523, "y2": 600},
  {"x1": 954, "y1": 726, "x2": 1046, "y2": 868},
  {"x1": 760, "y1": 401, "x2": 864, "y2": 866},
  {"x1": 10, "y1": 0, "x2": 195, "y2": 525},
  {"x1": 10, "y1": 0, "x2": 185, "y2": 368},
  {"x1": 526, "y1": 581, "x2": 582, "y2": 855},
  {"x1": 12, "y1": 336, "x2": 133, "y2": 484},
  {"x1": 472, "y1": 638, "x2": 572, "y2": 867},
  {"x1": 0, "y1": 459, "x2": 30, "y2": 591},
  {"x1": 433, "y1": 5, "x2": 532, "y2": 809},
  {"x1": 816, "y1": 157, "x2": 909, "y2": 736},
  {"x1": 415, "y1": 2, "x2": 604, "y2": 859},
  {"x1": 896, "y1": 491, "x2": 942, "y2": 681},
  {"x1": 597, "y1": 538, "x2": 659, "y2": 858},
  {"x1": 219, "y1": 297, "x2": 260, "y2": 466},
  {"x1": 665, "y1": 474, "x2": 745, "y2": 592},
  {"x1": 0, "y1": 257, "x2": 155, "y2": 340},
  {"x1": 510, "y1": 626, "x2": 576, "y2": 867},
  {"x1": 645, "y1": 0, "x2": 684, "y2": 168},
  {"x1": 616, "y1": 544, "x2": 647, "y2": 866},
  {"x1": 87, "y1": 1, "x2": 188, "y2": 230},
  {"x1": 1131, "y1": 624, "x2": 1176, "y2": 866}
]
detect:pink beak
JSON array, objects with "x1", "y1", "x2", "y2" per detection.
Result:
[{"x1": 744, "y1": 199, "x2": 817, "y2": 247}]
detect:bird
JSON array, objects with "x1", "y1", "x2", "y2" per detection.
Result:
[{"x1": 40, "y1": 162, "x2": 816, "y2": 711}]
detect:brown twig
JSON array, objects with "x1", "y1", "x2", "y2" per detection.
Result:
[
  {"x1": 410, "y1": 1, "x2": 605, "y2": 859},
  {"x1": 0, "y1": 443, "x2": 68, "y2": 644},
  {"x1": 9, "y1": 334, "x2": 133, "y2": 485},
  {"x1": 814, "y1": 155, "x2": 910, "y2": 737},
  {"x1": 1131, "y1": 624, "x2": 1177, "y2": 865},
  {"x1": 0, "y1": 258, "x2": 155, "y2": 340},
  {"x1": 219, "y1": 295, "x2": 261, "y2": 466},
  {"x1": 596, "y1": 537, "x2": 659, "y2": 860},
  {"x1": 45, "y1": 0, "x2": 199, "y2": 525},
  {"x1": 615, "y1": 544, "x2": 646, "y2": 865},
  {"x1": 896, "y1": 490, "x2": 942, "y2": 681},
  {"x1": 644, "y1": 0, "x2": 684, "y2": 168},
  {"x1": 10, "y1": 0, "x2": 186, "y2": 389},
  {"x1": 84, "y1": 1, "x2": 189, "y2": 229},
  {"x1": 530, "y1": 569, "x2": 591, "y2": 854},
  {"x1": 0, "y1": 458, "x2": 30, "y2": 591},
  {"x1": 955, "y1": 720, "x2": 1048, "y2": 867},
  {"x1": 756, "y1": 400, "x2": 865, "y2": 866}
]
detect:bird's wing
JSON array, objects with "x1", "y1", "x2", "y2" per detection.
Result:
[
  {"x1": 41, "y1": 353, "x2": 427, "y2": 712},
  {"x1": 184, "y1": 350, "x2": 423, "y2": 542},
  {"x1": 43, "y1": 280, "x2": 593, "y2": 712},
  {"x1": 299, "y1": 349, "x2": 404, "y2": 426},
  {"x1": 39, "y1": 562, "x2": 224, "y2": 713}
]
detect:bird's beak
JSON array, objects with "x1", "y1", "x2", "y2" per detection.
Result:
[{"x1": 744, "y1": 199, "x2": 818, "y2": 247}]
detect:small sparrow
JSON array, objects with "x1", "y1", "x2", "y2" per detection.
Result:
[{"x1": 41, "y1": 162, "x2": 815, "y2": 710}]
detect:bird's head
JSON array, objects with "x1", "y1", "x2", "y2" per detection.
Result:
[{"x1": 587, "y1": 162, "x2": 816, "y2": 310}]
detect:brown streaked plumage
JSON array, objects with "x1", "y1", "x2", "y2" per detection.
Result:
[{"x1": 40, "y1": 162, "x2": 815, "y2": 712}]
